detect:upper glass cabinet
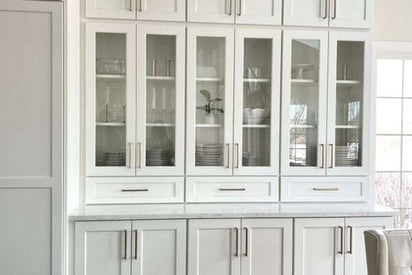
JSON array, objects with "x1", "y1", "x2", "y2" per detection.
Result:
[
  {"x1": 233, "y1": 29, "x2": 281, "y2": 176},
  {"x1": 86, "y1": 0, "x2": 186, "y2": 21},
  {"x1": 85, "y1": 23, "x2": 185, "y2": 176},
  {"x1": 186, "y1": 27, "x2": 234, "y2": 176}
]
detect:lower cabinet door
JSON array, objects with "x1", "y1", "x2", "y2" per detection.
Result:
[
  {"x1": 294, "y1": 218, "x2": 345, "y2": 275},
  {"x1": 344, "y1": 217, "x2": 393, "y2": 275},
  {"x1": 188, "y1": 219, "x2": 241, "y2": 275},
  {"x1": 131, "y1": 220, "x2": 186, "y2": 275},
  {"x1": 241, "y1": 219, "x2": 293, "y2": 275},
  {"x1": 75, "y1": 221, "x2": 132, "y2": 275}
]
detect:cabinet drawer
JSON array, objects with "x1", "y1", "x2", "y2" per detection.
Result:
[
  {"x1": 281, "y1": 177, "x2": 368, "y2": 202},
  {"x1": 86, "y1": 177, "x2": 184, "y2": 204},
  {"x1": 186, "y1": 177, "x2": 279, "y2": 202}
]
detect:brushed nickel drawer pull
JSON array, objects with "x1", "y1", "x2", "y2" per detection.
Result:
[
  {"x1": 121, "y1": 188, "x2": 149, "y2": 192},
  {"x1": 219, "y1": 188, "x2": 246, "y2": 191},
  {"x1": 312, "y1": 187, "x2": 340, "y2": 192}
]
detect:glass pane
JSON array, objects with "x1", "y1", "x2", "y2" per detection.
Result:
[
  {"x1": 334, "y1": 41, "x2": 364, "y2": 167},
  {"x1": 145, "y1": 35, "x2": 176, "y2": 167},
  {"x1": 94, "y1": 0, "x2": 128, "y2": 11},
  {"x1": 195, "y1": 37, "x2": 225, "y2": 167},
  {"x1": 403, "y1": 99, "x2": 412, "y2": 134},
  {"x1": 375, "y1": 172, "x2": 401, "y2": 208},
  {"x1": 242, "y1": 38, "x2": 272, "y2": 167},
  {"x1": 402, "y1": 173, "x2": 412, "y2": 208},
  {"x1": 376, "y1": 98, "x2": 402, "y2": 134},
  {"x1": 404, "y1": 60, "x2": 412, "y2": 97},
  {"x1": 402, "y1": 136, "x2": 412, "y2": 171},
  {"x1": 376, "y1": 59, "x2": 403, "y2": 97},
  {"x1": 95, "y1": 33, "x2": 127, "y2": 167},
  {"x1": 289, "y1": 39, "x2": 320, "y2": 167},
  {"x1": 375, "y1": 136, "x2": 401, "y2": 171}
]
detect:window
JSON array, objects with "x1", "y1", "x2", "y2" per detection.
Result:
[{"x1": 375, "y1": 57, "x2": 412, "y2": 228}]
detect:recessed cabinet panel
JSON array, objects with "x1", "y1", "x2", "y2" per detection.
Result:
[
  {"x1": 86, "y1": 0, "x2": 136, "y2": 19},
  {"x1": 188, "y1": 0, "x2": 235, "y2": 23},
  {"x1": 283, "y1": 0, "x2": 328, "y2": 27},
  {"x1": 329, "y1": 0, "x2": 373, "y2": 28},
  {"x1": 86, "y1": 23, "x2": 136, "y2": 176},
  {"x1": 235, "y1": 0, "x2": 282, "y2": 25},
  {"x1": 136, "y1": 0, "x2": 185, "y2": 21},
  {"x1": 282, "y1": 31, "x2": 328, "y2": 176},
  {"x1": 187, "y1": 27, "x2": 234, "y2": 176}
]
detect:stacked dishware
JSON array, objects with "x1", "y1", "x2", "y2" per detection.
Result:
[
  {"x1": 335, "y1": 146, "x2": 359, "y2": 166},
  {"x1": 243, "y1": 108, "x2": 267, "y2": 124},
  {"x1": 242, "y1": 152, "x2": 263, "y2": 166},
  {"x1": 146, "y1": 148, "x2": 173, "y2": 166},
  {"x1": 98, "y1": 152, "x2": 126, "y2": 166},
  {"x1": 196, "y1": 144, "x2": 223, "y2": 166}
]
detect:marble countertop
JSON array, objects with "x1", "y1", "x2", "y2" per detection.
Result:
[{"x1": 69, "y1": 203, "x2": 397, "y2": 221}]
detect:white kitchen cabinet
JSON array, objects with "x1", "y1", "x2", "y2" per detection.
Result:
[
  {"x1": 283, "y1": 0, "x2": 373, "y2": 28},
  {"x1": 86, "y1": 23, "x2": 185, "y2": 177},
  {"x1": 75, "y1": 220, "x2": 186, "y2": 275},
  {"x1": 294, "y1": 217, "x2": 393, "y2": 275},
  {"x1": 86, "y1": 0, "x2": 185, "y2": 21},
  {"x1": 282, "y1": 30, "x2": 371, "y2": 177},
  {"x1": 188, "y1": 218, "x2": 292, "y2": 275},
  {"x1": 187, "y1": 0, "x2": 282, "y2": 25},
  {"x1": 136, "y1": 0, "x2": 185, "y2": 21},
  {"x1": 187, "y1": 27, "x2": 281, "y2": 177},
  {"x1": 75, "y1": 221, "x2": 132, "y2": 275},
  {"x1": 131, "y1": 220, "x2": 186, "y2": 275}
]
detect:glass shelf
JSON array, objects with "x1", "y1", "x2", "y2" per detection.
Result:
[
  {"x1": 196, "y1": 124, "x2": 222, "y2": 128},
  {"x1": 196, "y1": 77, "x2": 224, "y2": 82},
  {"x1": 146, "y1": 123, "x2": 175, "y2": 127},
  {"x1": 96, "y1": 122, "x2": 126, "y2": 127},
  {"x1": 96, "y1": 74, "x2": 126, "y2": 80},
  {"x1": 243, "y1": 78, "x2": 271, "y2": 83},
  {"x1": 146, "y1": 76, "x2": 176, "y2": 81},
  {"x1": 242, "y1": 124, "x2": 270, "y2": 128}
]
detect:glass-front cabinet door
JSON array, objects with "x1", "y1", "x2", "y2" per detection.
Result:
[
  {"x1": 233, "y1": 29, "x2": 281, "y2": 175},
  {"x1": 137, "y1": 25, "x2": 185, "y2": 175},
  {"x1": 326, "y1": 32, "x2": 370, "y2": 176},
  {"x1": 186, "y1": 27, "x2": 234, "y2": 175},
  {"x1": 281, "y1": 30, "x2": 329, "y2": 176},
  {"x1": 86, "y1": 23, "x2": 136, "y2": 176}
]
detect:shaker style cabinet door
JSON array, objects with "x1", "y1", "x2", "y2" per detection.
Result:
[
  {"x1": 241, "y1": 219, "x2": 293, "y2": 275},
  {"x1": 75, "y1": 221, "x2": 132, "y2": 275},
  {"x1": 329, "y1": 0, "x2": 373, "y2": 29},
  {"x1": 283, "y1": 0, "x2": 329, "y2": 27},
  {"x1": 187, "y1": 0, "x2": 235, "y2": 24},
  {"x1": 326, "y1": 31, "x2": 371, "y2": 176},
  {"x1": 281, "y1": 30, "x2": 329, "y2": 176},
  {"x1": 188, "y1": 219, "x2": 241, "y2": 275},
  {"x1": 235, "y1": 0, "x2": 282, "y2": 25},
  {"x1": 186, "y1": 27, "x2": 235, "y2": 176},
  {"x1": 136, "y1": 0, "x2": 186, "y2": 22},
  {"x1": 131, "y1": 220, "x2": 186, "y2": 275},
  {"x1": 85, "y1": 23, "x2": 137, "y2": 176},
  {"x1": 294, "y1": 218, "x2": 345, "y2": 275},
  {"x1": 86, "y1": 0, "x2": 136, "y2": 19},
  {"x1": 136, "y1": 24, "x2": 185, "y2": 176},
  {"x1": 233, "y1": 29, "x2": 281, "y2": 176}
]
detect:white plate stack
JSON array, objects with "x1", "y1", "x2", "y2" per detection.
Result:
[
  {"x1": 335, "y1": 146, "x2": 359, "y2": 167},
  {"x1": 196, "y1": 144, "x2": 223, "y2": 166},
  {"x1": 146, "y1": 148, "x2": 173, "y2": 166},
  {"x1": 98, "y1": 152, "x2": 126, "y2": 166}
]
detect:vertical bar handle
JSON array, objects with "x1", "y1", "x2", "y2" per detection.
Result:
[
  {"x1": 321, "y1": 0, "x2": 328, "y2": 19},
  {"x1": 243, "y1": 227, "x2": 248, "y2": 257},
  {"x1": 347, "y1": 226, "x2": 353, "y2": 254},
  {"x1": 225, "y1": 143, "x2": 231, "y2": 168},
  {"x1": 332, "y1": 0, "x2": 337, "y2": 19},
  {"x1": 123, "y1": 230, "x2": 128, "y2": 260},
  {"x1": 139, "y1": 0, "x2": 144, "y2": 12},
  {"x1": 129, "y1": 0, "x2": 133, "y2": 11},
  {"x1": 337, "y1": 226, "x2": 344, "y2": 254},
  {"x1": 234, "y1": 228, "x2": 239, "y2": 257},
  {"x1": 235, "y1": 143, "x2": 240, "y2": 168},
  {"x1": 134, "y1": 230, "x2": 138, "y2": 260},
  {"x1": 320, "y1": 144, "x2": 325, "y2": 169},
  {"x1": 237, "y1": 0, "x2": 242, "y2": 16},
  {"x1": 126, "y1": 143, "x2": 132, "y2": 168},
  {"x1": 329, "y1": 144, "x2": 334, "y2": 168},
  {"x1": 137, "y1": 142, "x2": 143, "y2": 168}
]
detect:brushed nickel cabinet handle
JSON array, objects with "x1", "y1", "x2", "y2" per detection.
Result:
[
  {"x1": 243, "y1": 227, "x2": 248, "y2": 257},
  {"x1": 126, "y1": 143, "x2": 132, "y2": 168},
  {"x1": 123, "y1": 230, "x2": 128, "y2": 260},
  {"x1": 138, "y1": 142, "x2": 143, "y2": 168},
  {"x1": 329, "y1": 144, "x2": 334, "y2": 168},
  {"x1": 337, "y1": 226, "x2": 344, "y2": 254},
  {"x1": 237, "y1": 0, "x2": 242, "y2": 16},
  {"x1": 139, "y1": 0, "x2": 144, "y2": 12},
  {"x1": 347, "y1": 226, "x2": 353, "y2": 254},
  {"x1": 225, "y1": 143, "x2": 231, "y2": 168},
  {"x1": 121, "y1": 189, "x2": 149, "y2": 192},
  {"x1": 129, "y1": 0, "x2": 133, "y2": 11},
  {"x1": 219, "y1": 188, "x2": 246, "y2": 191},
  {"x1": 321, "y1": 0, "x2": 328, "y2": 19},
  {"x1": 312, "y1": 187, "x2": 340, "y2": 192},
  {"x1": 235, "y1": 143, "x2": 240, "y2": 168},
  {"x1": 332, "y1": 0, "x2": 337, "y2": 19},
  {"x1": 134, "y1": 230, "x2": 138, "y2": 260},
  {"x1": 226, "y1": 0, "x2": 232, "y2": 15},
  {"x1": 234, "y1": 228, "x2": 239, "y2": 257},
  {"x1": 320, "y1": 144, "x2": 325, "y2": 168}
]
